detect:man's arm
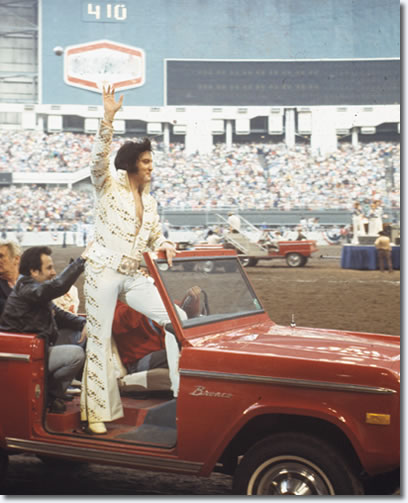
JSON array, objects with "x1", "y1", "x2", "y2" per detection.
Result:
[
  {"x1": 54, "y1": 304, "x2": 86, "y2": 332},
  {"x1": 19, "y1": 257, "x2": 86, "y2": 304},
  {"x1": 90, "y1": 85, "x2": 124, "y2": 193},
  {"x1": 147, "y1": 212, "x2": 177, "y2": 267}
]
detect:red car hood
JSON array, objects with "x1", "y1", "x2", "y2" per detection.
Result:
[{"x1": 188, "y1": 320, "x2": 400, "y2": 371}]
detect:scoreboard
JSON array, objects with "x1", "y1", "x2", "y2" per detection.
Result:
[
  {"x1": 41, "y1": 0, "x2": 400, "y2": 107},
  {"x1": 166, "y1": 59, "x2": 400, "y2": 106},
  {"x1": 81, "y1": 2, "x2": 128, "y2": 22}
]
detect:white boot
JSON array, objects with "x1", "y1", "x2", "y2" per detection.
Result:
[{"x1": 87, "y1": 422, "x2": 107, "y2": 435}]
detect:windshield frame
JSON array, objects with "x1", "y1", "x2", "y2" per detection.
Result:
[{"x1": 152, "y1": 254, "x2": 266, "y2": 331}]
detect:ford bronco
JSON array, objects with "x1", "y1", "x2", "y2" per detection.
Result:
[{"x1": 0, "y1": 248, "x2": 400, "y2": 494}]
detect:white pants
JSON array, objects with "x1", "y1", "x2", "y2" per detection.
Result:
[{"x1": 80, "y1": 262, "x2": 185, "y2": 423}]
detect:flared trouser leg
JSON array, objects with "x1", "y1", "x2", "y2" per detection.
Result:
[
  {"x1": 80, "y1": 264, "x2": 124, "y2": 423},
  {"x1": 81, "y1": 264, "x2": 187, "y2": 423}
]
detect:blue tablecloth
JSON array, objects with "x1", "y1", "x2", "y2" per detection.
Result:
[{"x1": 341, "y1": 245, "x2": 400, "y2": 270}]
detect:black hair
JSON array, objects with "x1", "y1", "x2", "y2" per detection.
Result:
[
  {"x1": 114, "y1": 137, "x2": 152, "y2": 172},
  {"x1": 19, "y1": 246, "x2": 52, "y2": 276}
]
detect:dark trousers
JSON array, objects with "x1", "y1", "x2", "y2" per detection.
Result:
[
  {"x1": 377, "y1": 249, "x2": 393, "y2": 272},
  {"x1": 127, "y1": 349, "x2": 168, "y2": 374}
]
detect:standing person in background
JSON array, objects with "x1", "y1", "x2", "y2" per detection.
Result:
[
  {"x1": 295, "y1": 228, "x2": 307, "y2": 241},
  {"x1": 81, "y1": 86, "x2": 182, "y2": 435},
  {"x1": 369, "y1": 200, "x2": 383, "y2": 236},
  {"x1": 0, "y1": 240, "x2": 21, "y2": 315},
  {"x1": 227, "y1": 211, "x2": 241, "y2": 233},
  {"x1": 352, "y1": 201, "x2": 363, "y2": 243},
  {"x1": 375, "y1": 230, "x2": 393, "y2": 273}
]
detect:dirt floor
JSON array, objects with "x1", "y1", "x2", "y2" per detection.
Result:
[
  {"x1": 52, "y1": 244, "x2": 400, "y2": 336},
  {"x1": 2, "y1": 244, "x2": 399, "y2": 496}
]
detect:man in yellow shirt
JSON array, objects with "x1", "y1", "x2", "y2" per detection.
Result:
[{"x1": 374, "y1": 231, "x2": 393, "y2": 273}]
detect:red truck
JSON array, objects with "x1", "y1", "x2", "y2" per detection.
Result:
[
  {"x1": 236, "y1": 239, "x2": 318, "y2": 267},
  {"x1": 0, "y1": 248, "x2": 399, "y2": 495}
]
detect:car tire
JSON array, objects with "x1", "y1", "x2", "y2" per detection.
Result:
[
  {"x1": 240, "y1": 257, "x2": 258, "y2": 267},
  {"x1": 232, "y1": 432, "x2": 363, "y2": 495},
  {"x1": 202, "y1": 260, "x2": 215, "y2": 273},
  {"x1": 300, "y1": 256, "x2": 308, "y2": 266},
  {"x1": 286, "y1": 253, "x2": 303, "y2": 267}
]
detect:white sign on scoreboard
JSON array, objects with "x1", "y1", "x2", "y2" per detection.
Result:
[{"x1": 63, "y1": 39, "x2": 145, "y2": 93}]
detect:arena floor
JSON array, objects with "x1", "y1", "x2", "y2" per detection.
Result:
[{"x1": 52, "y1": 244, "x2": 400, "y2": 336}]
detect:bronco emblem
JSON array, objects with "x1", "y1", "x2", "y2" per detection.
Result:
[{"x1": 190, "y1": 385, "x2": 232, "y2": 398}]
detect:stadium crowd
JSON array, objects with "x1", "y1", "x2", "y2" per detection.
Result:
[
  {"x1": 0, "y1": 131, "x2": 97, "y2": 173},
  {"x1": 0, "y1": 185, "x2": 93, "y2": 232},
  {"x1": 152, "y1": 140, "x2": 399, "y2": 211},
  {"x1": 0, "y1": 129, "x2": 400, "y2": 231}
]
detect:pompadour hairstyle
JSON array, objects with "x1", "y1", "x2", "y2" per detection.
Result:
[{"x1": 114, "y1": 137, "x2": 152, "y2": 172}]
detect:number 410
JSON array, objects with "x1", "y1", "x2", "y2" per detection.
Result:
[{"x1": 88, "y1": 3, "x2": 127, "y2": 20}]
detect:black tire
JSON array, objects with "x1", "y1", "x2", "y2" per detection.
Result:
[
  {"x1": 300, "y1": 256, "x2": 308, "y2": 266},
  {"x1": 240, "y1": 257, "x2": 258, "y2": 267},
  {"x1": 0, "y1": 450, "x2": 8, "y2": 486},
  {"x1": 286, "y1": 253, "x2": 303, "y2": 267},
  {"x1": 232, "y1": 433, "x2": 363, "y2": 495}
]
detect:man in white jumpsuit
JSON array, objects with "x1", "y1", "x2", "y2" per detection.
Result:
[{"x1": 80, "y1": 86, "x2": 182, "y2": 434}]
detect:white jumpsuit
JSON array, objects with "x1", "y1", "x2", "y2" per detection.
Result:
[{"x1": 80, "y1": 119, "x2": 181, "y2": 424}]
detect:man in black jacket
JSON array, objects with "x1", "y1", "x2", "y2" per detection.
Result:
[{"x1": 0, "y1": 246, "x2": 88, "y2": 413}]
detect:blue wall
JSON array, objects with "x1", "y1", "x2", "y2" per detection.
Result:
[{"x1": 41, "y1": 0, "x2": 400, "y2": 105}]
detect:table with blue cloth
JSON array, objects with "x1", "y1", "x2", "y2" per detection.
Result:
[{"x1": 341, "y1": 245, "x2": 400, "y2": 270}]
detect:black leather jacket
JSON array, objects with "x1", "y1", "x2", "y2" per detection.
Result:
[
  {"x1": 0, "y1": 257, "x2": 86, "y2": 344},
  {"x1": 0, "y1": 278, "x2": 12, "y2": 316}
]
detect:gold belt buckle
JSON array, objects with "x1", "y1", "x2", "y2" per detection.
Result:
[{"x1": 117, "y1": 255, "x2": 140, "y2": 275}]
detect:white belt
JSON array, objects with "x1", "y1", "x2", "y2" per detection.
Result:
[{"x1": 88, "y1": 242, "x2": 140, "y2": 276}]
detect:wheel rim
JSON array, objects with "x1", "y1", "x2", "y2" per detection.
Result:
[
  {"x1": 287, "y1": 254, "x2": 302, "y2": 267},
  {"x1": 247, "y1": 456, "x2": 335, "y2": 495},
  {"x1": 202, "y1": 260, "x2": 215, "y2": 273}
]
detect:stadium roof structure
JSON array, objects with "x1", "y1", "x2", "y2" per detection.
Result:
[{"x1": 0, "y1": 0, "x2": 38, "y2": 103}]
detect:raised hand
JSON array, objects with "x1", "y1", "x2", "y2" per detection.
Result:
[{"x1": 103, "y1": 85, "x2": 124, "y2": 122}]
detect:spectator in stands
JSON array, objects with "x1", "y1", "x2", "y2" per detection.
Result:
[
  {"x1": 0, "y1": 246, "x2": 88, "y2": 413},
  {"x1": 0, "y1": 135, "x2": 400, "y2": 222},
  {"x1": 0, "y1": 240, "x2": 21, "y2": 315}
]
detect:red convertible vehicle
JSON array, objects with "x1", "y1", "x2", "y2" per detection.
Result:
[
  {"x1": 222, "y1": 230, "x2": 318, "y2": 267},
  {"x1": 0, "y1": 248, "x2": 400, "y2": 495}
]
